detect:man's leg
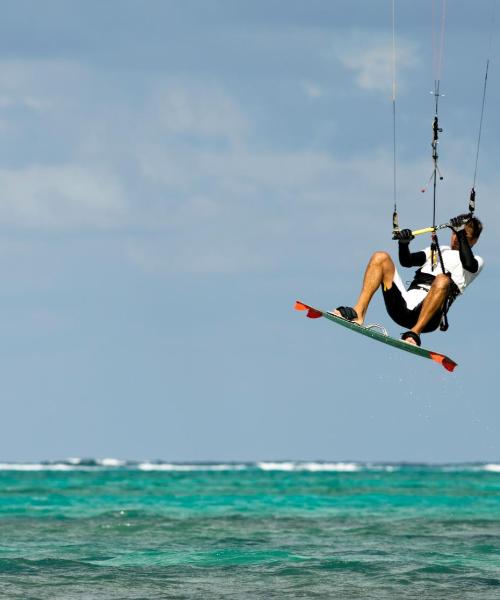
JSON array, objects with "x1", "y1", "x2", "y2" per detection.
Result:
[
  {"x1": 405, "y1": 274, "x2": 450, "y2": 344},
  {"x1": 334, "y1": 251, "x2": 395, "y2": 325}
]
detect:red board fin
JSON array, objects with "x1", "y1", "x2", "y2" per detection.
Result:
[
  {"x1": 429, "y1": 352, "x2": 457, "y2": 372},
  {"x1": 294, "y1": 300, "x2": 323, "y2": 319}
]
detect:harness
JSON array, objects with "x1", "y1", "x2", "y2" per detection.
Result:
[
  {"x1": 408, "y1": 255, "x2": 460, "y2": 332},
  {"x1": 430, "y1": 233, "x2": 453, "y2": 331}
]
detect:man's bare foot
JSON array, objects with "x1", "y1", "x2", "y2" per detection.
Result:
[
  {"x1": 331, "y1": 306, "x2": 364, "y2": 326},
  {"x1": 401, "y1": 331, "x2": 421, "y2": 346}
]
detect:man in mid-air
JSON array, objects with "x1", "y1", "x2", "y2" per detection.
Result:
[{"x1": 333, "y1": 214, "x2": 483, "y2": 346}]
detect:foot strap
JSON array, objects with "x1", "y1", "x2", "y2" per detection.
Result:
[
  {"x1": 401, "y1": 330, "x2": 421, "y2": 347},
  {"x1": 335, "y1": 306, "x2": 358, "y2": 322}
]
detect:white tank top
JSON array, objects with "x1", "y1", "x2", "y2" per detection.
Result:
[{"x1": 419, "y1": 245, "x2": 484, "y2": 294}]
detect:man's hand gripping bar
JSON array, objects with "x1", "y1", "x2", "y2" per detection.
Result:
[{"x1": 392, "y1": 214, "x2": 471, "y2": 240}]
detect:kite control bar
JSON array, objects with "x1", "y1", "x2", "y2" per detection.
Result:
[
  {"x1": 410, "y1": 222, "x2": 450, "y2": 237},
  {"x1": 392, "y1": 214, "x2": 471, "y2": 240},
  {"x1": 392, "y1": 221, "x2": 449, "y2": 240}
]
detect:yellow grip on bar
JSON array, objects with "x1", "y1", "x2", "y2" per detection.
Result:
[{"x1": 411, "y1": 226, "x2": 436, "y2": 236}]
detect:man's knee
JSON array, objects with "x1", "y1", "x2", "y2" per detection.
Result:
[
  {"x1": 370, "y1": 251, "x2": 392, "y2": 266},
  {"x1": 432, "y1": 274, "x2": 451, "y2": 291}
]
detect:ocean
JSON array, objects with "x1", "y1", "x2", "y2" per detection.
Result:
[{"x1": 1, "y1": 460, "x2": 499, "y2": 599}]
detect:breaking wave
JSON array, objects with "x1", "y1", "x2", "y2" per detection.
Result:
[{"x1": 0, "y1": 460, "x2": 499, "y2": 473}]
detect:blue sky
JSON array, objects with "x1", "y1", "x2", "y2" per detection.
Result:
[{"x1": 0, "y1": 1, "x2": 498, "y2": 462}]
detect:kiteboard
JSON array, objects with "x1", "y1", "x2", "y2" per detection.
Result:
[{"x1": 295, "y1": 300, "x2": 457, "y2": 372}]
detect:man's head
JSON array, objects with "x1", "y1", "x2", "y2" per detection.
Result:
[{"x1": 450, "y1": 216, "x2": 483, "y2": 250}]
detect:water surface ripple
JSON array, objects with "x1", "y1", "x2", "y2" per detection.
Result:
[{"x1": 0, "y1": 461, "x2": 499, "y2": 598}]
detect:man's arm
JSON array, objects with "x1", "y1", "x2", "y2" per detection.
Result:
[
  {"x1": 395, "y1": 229, "x2": 426, "y2": 267},
  {"x1": 456, "y1": 230, "x2": 479, "y2": 273},
  {"x1": 450, "y1": 215, "x2": 479, "y2": 273}
]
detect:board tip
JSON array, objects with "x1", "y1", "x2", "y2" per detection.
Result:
[
  {"x1": 443, "y1": 357, "x2": 457, "y2": 372},
  {"x1": 294, "y1": 300, "x2": 322, "y2": 319},
  {"x1": 430, "y1": 352, "x2": 457, "y2": 372}
]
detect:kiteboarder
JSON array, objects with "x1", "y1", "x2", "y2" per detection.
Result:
[{"x1": 333, "y1": 214, "x2": 483, "y2": 346}]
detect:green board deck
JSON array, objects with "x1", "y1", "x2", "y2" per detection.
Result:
[{"x1": 295, "y1": 300, "x2": 457, "y2": 372}]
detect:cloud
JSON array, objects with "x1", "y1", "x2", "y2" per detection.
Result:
[
  {"x1": 301, "y1": 81, "x2": 324, "y2": 99},
  {"x1": 0, "y1": 165, "x2": 127, "y2": 228},
  {"x1": 126, "y1": 144, "x2": 410, "y2": 273},
  {"x1": 0, "y1": 57, "x2": 496, "y2": 276},
  {"x1": 132, "y1": 139, "x2": 499, "y2": 273},
  {"x1": 336, "y1": 37, "x2": 420, "y2": 95},
  {"x1": 0, "y1": 59, "x2": 87, "y2": 114},
  {"x1": 152, "y1": 82, "x2": 249, "y2": 147},
  {"x1": 0, "y1": 60, "x2": 253, "y2": 234},
  {"x1": 0, "y1": 95, "x2": 53, "y2": 113}
]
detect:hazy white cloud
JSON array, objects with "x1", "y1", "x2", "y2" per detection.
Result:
[
  {"x1": 126, "y1": 145, "x2": 408, "y2": 273},
  {"x1": 337, "y1": 37, "x2": 420, "y2": 94},
  {"x1": 125, "y1": 235, "x2": 270, "y2": 274},
  {"x1": 153, "y1": 83, "x2": 249, "y2": 147},
  {"x1": 0, "y1": 165, "x2": 127, "y2": 228},
  {"x1": 126, "y1": 116, "x2": 500, "y2": 273},
  {"x1": 0, "y1": 59, "x2": 89, "y2": 114},
  {"x1": 0, "y1": 56, "x2": 495, "y2": 275},
  {"x1": 301, "y1": 81, "x2": 324, "y2": 99}
]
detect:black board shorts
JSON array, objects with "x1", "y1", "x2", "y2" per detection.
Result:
[{"x1": 382, "y1": 272, "x2": 442, "y2": 333}]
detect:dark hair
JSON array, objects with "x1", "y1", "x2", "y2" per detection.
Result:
[{"x1": 466, "y1": 216, "x2": 483, "y2": 240}]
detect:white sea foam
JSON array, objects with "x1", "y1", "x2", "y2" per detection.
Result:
[
  {"x1": 369, "y1": 464, "x2": 398, "y2": 472},
  {"x1": 97, "y1": 458, "x2": 127, "y2": 467},
  {"x1": 303, "y1": 462, "x2": 360, "y2": 472},
  {"x1": 257, "y1": 462, "x2": 360, "y2": 472},
  {"x1": 483, "y1": 464, "x2": 500, "y2": 472},
  {"x1": 0, "y1": 460, "x2": 494, "y2": 473},
  {"x1": 257, "y1": 462, "x2": 297, "y2": 471},
  {"x1": 137, "y1": 463, "x2": 248, "y2": 472},
  {"x1": 0, "y1": 463, "x2": 76, "y2": 471}
]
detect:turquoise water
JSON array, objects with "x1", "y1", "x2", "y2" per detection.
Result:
[{"x1": 1, "y1": 461, "x2": 500, "y2": 598}]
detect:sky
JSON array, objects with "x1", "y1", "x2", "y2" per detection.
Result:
[{"x1": 0, "y1": 0, "x2": 498, "y2": 463}]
